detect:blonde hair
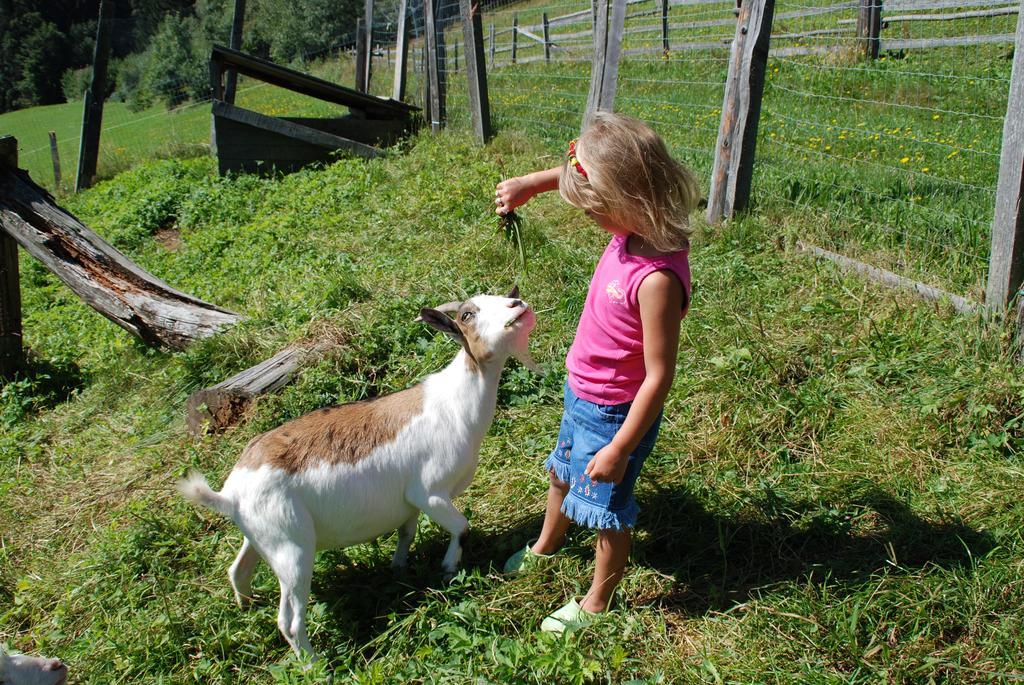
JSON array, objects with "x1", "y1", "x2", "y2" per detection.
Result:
[{"x1": 559, "y1": 112, "x2": 700, "y2": 252}]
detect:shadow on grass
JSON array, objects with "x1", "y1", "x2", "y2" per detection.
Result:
[
  {"x1": 635, "y1": 480, "x2": 995, "y2": 614},
  {"x1": 308, "y1": 510, "x2": 546, "y2": 648},
  {"x1": 1, "y1": 351, "x2": 86, "y2": 416},
  {"x1": 302, "y1": 477, "x2": 991, "y2": 656}
]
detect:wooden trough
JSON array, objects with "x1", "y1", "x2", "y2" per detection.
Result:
[{"x1": 210, "y1": 45, "x2": 420, "y2": 175}]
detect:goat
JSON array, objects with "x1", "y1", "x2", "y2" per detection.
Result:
[
  {"x1": 178, "y1": 287, "x2": 537, "y2": 658},
  {"x1": 0, "y1": 650, "x2": 67, "y2": 685}
]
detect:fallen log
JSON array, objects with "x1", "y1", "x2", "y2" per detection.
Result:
[
  {"x1": 186, "y1": 343, "x2": 325, "y2": 435},
  {"x1": 0, "y1": 159, "x2": 242, "y2": 350}
]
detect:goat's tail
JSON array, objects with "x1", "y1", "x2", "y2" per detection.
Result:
[{"x1": 177, "y1": 470, "x2": 235, "y2": 519}]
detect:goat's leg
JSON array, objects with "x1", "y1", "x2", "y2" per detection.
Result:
[
  {"x1": 229, "y1": 537, "x2": 261, "y2": 608},
  {"x1": 391, "y1": 513, "x2": 419, "y2": 569},
  {"x1": 406, "y1": 490, "x2": 468, "y2": 574},
  {"x1": 267, "y1": 541, "x2": 316, "y2": 659}
]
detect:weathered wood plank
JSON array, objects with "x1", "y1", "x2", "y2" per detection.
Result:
[
  {"x1": 187, "y1": 344, "x2": 324, "y2": 434},
  {"x1": 356, "y1": 18, "x2": 368, "y2": 92},
  {"x1": 584, "y1": 0, "x2": 610, "y2": 127},
  {"x1": 424, "y1": 0, "x2": 444, "y2": 131},
  {"x1": 212, "y1": 101, "x2": 382, "y2": 158},
  {"x1": 661, "y1": 0, "x2": 669, "y2": 52},
  {"x1": 0, "y1": 163, "x2": 241, "y2": 350},
  {"x1": 797, "y1": 242, "x2": 982, "y2": 315},
  {"x1": 881, "y1": 34, "x2": 1015, "y2": 49},
  {"x1": 518, "y1": 26, "x2": 548, "y2": 45},
  {"x1": 512, "y1": 14, "x2": 520, "y2": 63},
  {"x1": 224, "y1": 0, "x2": 246, "y2": 103},
  {"x1": 210, "y1": 45, "x2": 418, "y2": 118},
  {"x1": 75, "y1": 0, "x2": 114, "y2": 192},
  {"x1": 668, "y1": 0, "x2": 740, "y2": 6},
  {"x1": 985, "y1": 0, "x2": 1024, "y2": 310},
  {"x1": 461, "y1": 0, "x2": 492, "y2": 142},
  {"x1": 841, "y1": 5, "x2": 1017, "y2": 22},
  {"x1": 489, "y1": 23, "x2": 496, "y2": 67},
  {"x1": 858, "y1": 0, "x2": 881, "y2": 59},
  {"x1": 393, "y1": 0, "x2": 410, "y2": 101},
  {"x1": 363, "y1": 0, "x2": 375, "y2": 91},
  {"x1": 48, "y1": 131, "x2": 62, "y2": 190},
  {"x1": 706, "y1": 0, "x2": 776, "y2": 224},
  {"x1": 599, "y1": 0, "x2": 627, "y2": 110},
  {"x1": 0, "y1": 137, "x2": 21, "y2": 378},
  {"x1": 544, "y1": 12, "x2": 552, "y2": 61},
  {"x1": 889, "y1": 0, "x2": 1011, "y2": 10}
]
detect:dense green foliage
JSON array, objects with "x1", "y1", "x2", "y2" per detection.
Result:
[{"x1": 1, "y1": 130, "x2": 1022, "y2": 682}]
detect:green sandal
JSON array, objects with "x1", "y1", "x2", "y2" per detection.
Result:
[
  {"x1": 540, "y1": 598, "x2": 595, "y2": 634},
  {"x1": 502, "y1": 540, "x2": 556, "y2": 574}
]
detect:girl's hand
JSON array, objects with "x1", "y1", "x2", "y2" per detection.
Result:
[
  {"x1": 495, "y1": 177, "x2": 532, "y2": 216},
  {"x1": 585, "y1": 444, "x2": 630, "y2": 484}
]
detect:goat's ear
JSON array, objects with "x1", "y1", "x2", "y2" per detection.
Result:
[
  {"x1": 418, "y1": 307, "x2": 465, "y2": 341},
  {"x1": 506, "y1": 285, "x2": 520, "y2": 300}
]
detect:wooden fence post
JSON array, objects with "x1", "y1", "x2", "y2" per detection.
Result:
[
  {"x1": 424, "y1": 0, "x2": 444, "y2": 130},
  {"x1": 857, "y1": 0, "x2": 881, "y2": 59},
  {"x1": 75, "y1": 0, "x2": 113, "y2": 192},
  {"x1": 584, "y1": 0, "x2": 626, "y2": 129},
  {"x1": 706, "y1": 0, "x2": 776, "y2": 224},
  {"x1": 661, "y1": 0, "x2": 669, "y2": 53},
  {"x1": 422, "y1": 40, "x2": 432, "y2": 124},
  {"x1": 48, "y1": 132, "x2": 62, "y2": 190},
  {"x1": 356, "y1": 19, "x2": 368, "y2": 92},
  {"x1": 584, "y1": 0, "x2": 609, "y2": 127},
  {"x1": 453, "y1": 41, "x2": 459, "y2": 71},
  {"x1": 363, "y1": 0, "x2": 375, "y2": 91},
  {"x1": 460, "y1": 0, "x2": 492, "y2": 142},
  {"x1": 393, "y1": 0, "x2": 410, "y2": 101},
  {"x1": 223, "y1": 0, "x2": 246, "y2": 103},
  {"x1": 0, "y1": 136, "x2": 22, "y2": 379},
  {"x1": 512, "y1": 14, "x2": 519, "y2": 64},
  {"x1": 543, "y1": 13, "x2": 551, "y2": 62},
  {"x1": 986, "y1": 0, "x2": 1024, "y2": 314},
  {"x1": 489, "y1": 23, "x2": 495, "y2": 67}
]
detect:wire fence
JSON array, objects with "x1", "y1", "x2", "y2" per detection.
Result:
[
  {"x1": 2, "y1": 0, "x2": 1016, "y2": 304},
  {"x1": 427, "y1": 0, "x2": 1015, "y2": 302}
]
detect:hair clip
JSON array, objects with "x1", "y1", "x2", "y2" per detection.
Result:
[{"x1": 567, "y1": 139, "x2": 588, "y2": 179}]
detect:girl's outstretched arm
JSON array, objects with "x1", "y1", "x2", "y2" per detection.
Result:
[
  {"x1": 495, "y1": 166, "x2": 561, "y2": 216},
  {"x1": 585, "y1": 270, "x2": 684, "y2": 484}
]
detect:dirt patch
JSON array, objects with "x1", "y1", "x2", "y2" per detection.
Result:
[{"x1": 154, "y1": 226, "x2": 182, "y2": 251}]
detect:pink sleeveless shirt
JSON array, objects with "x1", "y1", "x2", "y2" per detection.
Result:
[{"x1": 566, "y1": 235, "x2": 691, "y2": 405}]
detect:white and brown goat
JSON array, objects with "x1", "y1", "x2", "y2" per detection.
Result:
[{"x1": 178, "y1": 287, "x2": 537, "y2": 658}]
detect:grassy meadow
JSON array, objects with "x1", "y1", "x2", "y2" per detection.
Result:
[
  {"x1": 2, "y1": 1, "x2": 1024, "y2": 682},
  {"x1": 1, "y1": 128, "x2": 1023, "y2": 682}
]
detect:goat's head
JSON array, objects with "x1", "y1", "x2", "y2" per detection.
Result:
[
  {"x1": 418, "y1": 285, "x2": 538, "y2": 373},
  {"x1": 0, "y1": 652, "x2": 68, "y2": 685}
]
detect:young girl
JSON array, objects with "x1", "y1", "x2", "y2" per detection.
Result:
[{"x1": 494, "y1": 112, "x2": 699, "y2": 632}]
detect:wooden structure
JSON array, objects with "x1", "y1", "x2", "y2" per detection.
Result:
[
  {"x1": 857, "y1": 0, "x2": 882, "y2": 59},
  {"x1": 76, "y1": 0, "x2": 114, "y2": 191},
  {"x1": 987, "y1": 0, "x2": 1024, "y2": 311},
  {"x1": 706, "y1": 0, "x2": 776, "y2": 223},
  {"x1": 584, "y1": 0, "x2": 627, "y2": 128},
  {"x1": 209, "y1": 45, "x2": 419, "y2": 175},
  {"x1": 187, "y1": 343, "x2": 327, "y2": 434},
  {"x1": 0, "y1": 136, "x2": 241, "y2": 351},
  {"x1": 0, "y1": 138, "x2": 21, "y2": 378}
]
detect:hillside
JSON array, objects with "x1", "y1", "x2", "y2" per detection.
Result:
[{"x1": 1, "y1": 131, "x2": 1022, "y2": 682}]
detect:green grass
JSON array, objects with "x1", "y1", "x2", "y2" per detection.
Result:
[
  {"x1": 2, "y1": 3, "x2": 1023, "y2": 681},
  {"x1": 1, "y1": 127, "x2": 1023, "y2": 683},
  {"x1": 0, "y1": 66, "x2": 361, "y2": 194}
]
